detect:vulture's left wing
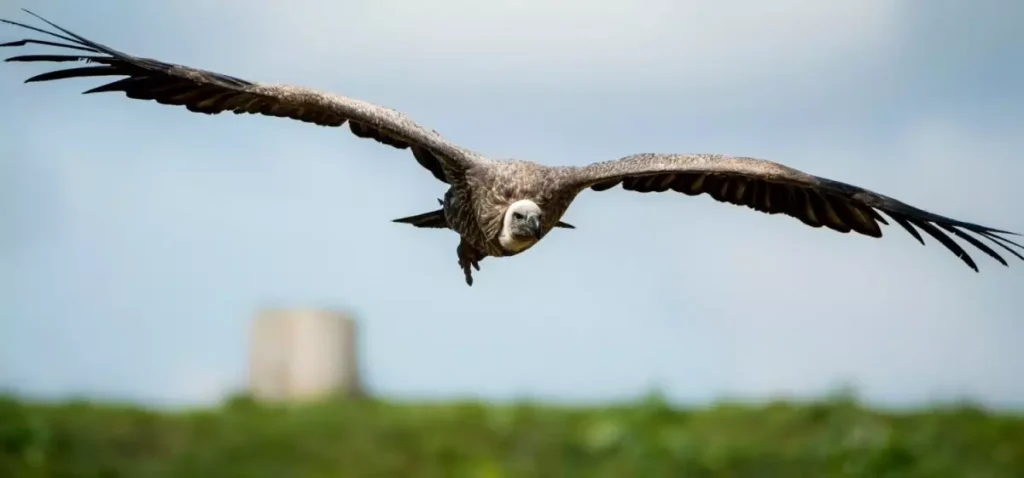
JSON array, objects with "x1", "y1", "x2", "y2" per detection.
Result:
[{"x1": 565, "y1": 152, "x2": 1022, "y2": 271}]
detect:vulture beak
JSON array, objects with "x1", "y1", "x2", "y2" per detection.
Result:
[{"x1": 529, "y1": 216, "x2": 542, "y2": 240}]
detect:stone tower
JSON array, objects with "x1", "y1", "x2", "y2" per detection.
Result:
[{"x1": 247, "y1": 308, "x2": 363, "y2": 401}]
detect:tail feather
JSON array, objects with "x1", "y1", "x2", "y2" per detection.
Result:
[{"x1": 392, "y1": 209, "x2": 449, "y2": 229}]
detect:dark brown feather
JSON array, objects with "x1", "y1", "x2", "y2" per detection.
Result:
[
  {"x1": 575, "y1": 153, "x2": 1022, "y2": 271},
  {"x1": 1, "y1": 10, "x2": 455, "y2": 184}
]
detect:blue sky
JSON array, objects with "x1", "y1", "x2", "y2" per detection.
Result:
[{"x1": 1, "y1": 0, "x2": 1022, "y2": 409}]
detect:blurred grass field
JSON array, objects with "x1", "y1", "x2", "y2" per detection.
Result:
[{"x1": 1, "y1": 391, "x2": 1022, "y2": 477}]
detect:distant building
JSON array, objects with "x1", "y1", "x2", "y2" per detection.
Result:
[{"x1": 247, "y1": 308, "x2": 364, "y2": 401}]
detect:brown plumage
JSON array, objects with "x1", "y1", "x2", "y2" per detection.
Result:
[{"x1": 3, "y1": 10, "x2": 1021, "y2": 286}]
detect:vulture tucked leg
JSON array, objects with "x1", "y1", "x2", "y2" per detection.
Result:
[{"x1": 457, "y1": 239, "x2": 486, "y2": 286}]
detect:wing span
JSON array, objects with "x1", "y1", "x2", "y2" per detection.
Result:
[
  {"x1": 567, "y1": 152, "x2": 1022, "y2": 271},
  {"x1": 1, "y1": 9, "x2": 479, "y2": 183}
]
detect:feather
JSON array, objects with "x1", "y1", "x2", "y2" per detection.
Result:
[
  {"x1": 1, "y1": 9, "x2": 479, "y2": 185},
  {"x1": 570, "y1": 153, "x2": 1022, "y2": 271}
]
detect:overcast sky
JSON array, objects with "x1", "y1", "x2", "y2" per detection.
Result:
[{"x1": 1, "y1": 0, "x2": 1022, "y2": 410}]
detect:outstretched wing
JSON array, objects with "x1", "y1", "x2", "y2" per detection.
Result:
[
  {"x1": 567, "y1": 152, "x2": 1022, "y2": 271},
  {"x1": 0, "y1": 9, "x2": 481, "y2": 184}
]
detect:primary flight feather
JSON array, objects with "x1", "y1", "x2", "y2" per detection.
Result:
[{"x1": 3, "y1": 9, "x2": 1021, "y2": 286}]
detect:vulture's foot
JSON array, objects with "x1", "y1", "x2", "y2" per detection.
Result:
[{"x1": 456, "y1": 240, "x2": 485, "y2": 286}]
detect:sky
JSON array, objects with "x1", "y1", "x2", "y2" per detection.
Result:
[{"x1": 1, "y1": 0, "x2": 1022, "y2": 410}]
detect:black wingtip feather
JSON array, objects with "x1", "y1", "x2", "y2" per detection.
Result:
[
  {"x1": 938, "y1": 224, "x2": 1008, "y2": 267},
  {"x1": 2, "y1": 10, "x2": 131, "y2": 63},
  {"x1": 23, "y1": 65, "x2": 121, "y2": 83},
  {"x1": 885, "y1": 213, "x2": 926, "y2": 246},
  {"x1": 5, "y1": 53, "x2": 110, "y2": 63},
  {"x1": 875, "y1": 209, "x2": 1024, "y2": 271},
  {"x1": 910, "y1": 218, "x2": 979, "y2": 271},
  {"x1": 1, "y1": 38, "x2": 97, "y2": 55},
  {"x1": 979, "y1": 230, "x2": 1024, "y2": 250},
  {"x1": 1, "y1": 16, "x2": 80, "y2": 47},
  {"x1": 917, "y1": 218, "x2": 978, "y2": 272},
  {"x1": 978, "y1": 232, "x2": 1024, "y2": 263}
]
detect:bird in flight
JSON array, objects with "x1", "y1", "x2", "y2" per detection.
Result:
[{"x1": 3, "y1": 10, "x2": 1021, "y2": 286}]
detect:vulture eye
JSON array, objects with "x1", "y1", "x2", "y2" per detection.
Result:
[{"x1": 513, "y1": 212, "x2": 523, "y2": 220}]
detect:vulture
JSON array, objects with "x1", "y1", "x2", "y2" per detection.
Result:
[{"x1": 3, "y1": 10, "x2": 1021, "y2": 286}]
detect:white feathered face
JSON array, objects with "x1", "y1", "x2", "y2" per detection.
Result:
[{"x1": 499, "y1": 199, "x2": 543, "y2": 252}]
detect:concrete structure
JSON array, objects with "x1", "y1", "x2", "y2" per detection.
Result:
[{"x1": 247, "y1": 309, "x2": 363, "y2": 401}]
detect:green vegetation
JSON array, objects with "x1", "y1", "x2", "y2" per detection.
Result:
[{"x1": 1, "y1": 391, "x2": 1022, "y2": 477}]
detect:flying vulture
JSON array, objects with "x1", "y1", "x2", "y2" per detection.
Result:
[{"x1": 2, "y1": 10, "x2": 1021, "y2": 286}]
